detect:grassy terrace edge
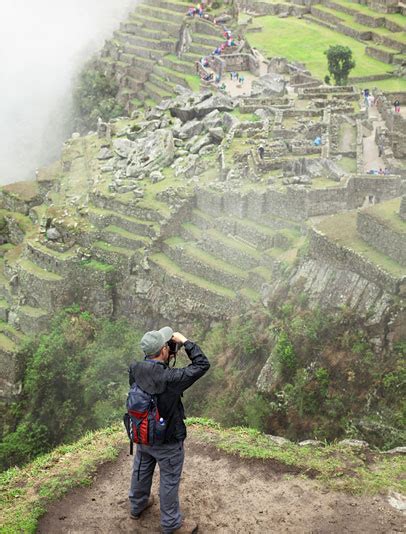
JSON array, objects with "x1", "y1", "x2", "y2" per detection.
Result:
[{"x1": 1, "y1": 419, "x2": 405, "y2": 533}]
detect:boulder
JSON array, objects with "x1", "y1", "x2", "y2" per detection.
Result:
[
  {"x1": 97, "y1": 147, "x2": 113, "y2": 160},
  {"x1": 150, "y1": 171, "x2": 165, "y2": 184},
  {"x1": 126, "y1": 129, "x2": 175, "y2": 178},
  {"x1": 222, "y1": 112, "x2": 240, "y2": 131},
  {"x1": 174, "y1": 154, "x2": 199, "y2": 178},
  {"x1": 195, "y1": 95, "x2": 234, "y2": 118},
  {"x1": 209, "y1": 127, "x2": 225, "y2": 143},
  {"x1": 188, "y1": 134, "x2": 212, "y2": 154},
  {"x1": 113, "y1": 138, "x2": 137, "y2": 159},
  {"x1": 203, "y1": 109, "x2": 223, "y2": 130},
  {"x1": 178, "y1": 119, "x2": 204, "y2": 140},
  {"x1": 252, "y1": 74, "x2": 287, "y2": 97},
  {"x1": 46, "y1": 227, "x2": 61, "y2": 241}
]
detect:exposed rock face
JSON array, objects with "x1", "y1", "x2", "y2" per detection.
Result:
[
  {"x1": 170, "y1": 93, "x2": 234, "y2": 123},
  {"x1": 126, "y1": 129, "x2": 175, "y2": 178}
]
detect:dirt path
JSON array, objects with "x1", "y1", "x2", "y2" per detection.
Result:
[
  {"x1": 37, "y1": 438, "x2": 405, "y2": 534},
  {"x1": 363, "y1": 105, "x2": 385, "y2": 173}
]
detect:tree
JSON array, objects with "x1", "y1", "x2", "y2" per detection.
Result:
[{"x1": 325, "y1": 45, "x2": 355, "y2": 86}]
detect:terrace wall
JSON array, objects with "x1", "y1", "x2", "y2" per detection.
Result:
[{"x1": 357, "y1": 210, "x2": 406, "y2": 266}]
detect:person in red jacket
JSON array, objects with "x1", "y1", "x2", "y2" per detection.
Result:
[{"x1": 128, "y1": 326, "x2": 210, "y2": 534}]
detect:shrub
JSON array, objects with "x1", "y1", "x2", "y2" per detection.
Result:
[{"x1": 73, "y1": 65, "x2": 125, "y2": 130}]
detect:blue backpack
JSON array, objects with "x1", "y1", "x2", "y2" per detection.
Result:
[{"x1": 123, "y1": 383, "x2": 167, "y2": 454}]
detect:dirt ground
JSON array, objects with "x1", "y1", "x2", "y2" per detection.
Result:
[{"x1": 38, "y1": 438, "x2": 405, "y2": 534}]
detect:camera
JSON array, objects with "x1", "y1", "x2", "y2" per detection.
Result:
[{"x1": 167, "y1": 338, "x2": 180, "y2": 356}]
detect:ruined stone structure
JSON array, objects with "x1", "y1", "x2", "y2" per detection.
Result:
[{"x1": 0, "y1": 0, "x2": 404, "y2": 399}]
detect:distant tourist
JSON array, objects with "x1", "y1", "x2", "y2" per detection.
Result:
[
  {"x1": 258, "y1": 145, "x2": 265, "y2": 160},
  {"x1": 363, "y1": 88, "x2": 369, "y2": 108},
  {"x1": 313, "y1": 136, "x2": 321, "y2": 146},
  {"x1": 368, "y1": 94, "x2": 375, "y2": 107},
  {"x1": 394, "y1": 99, "x2": 400, "y2": 113}
]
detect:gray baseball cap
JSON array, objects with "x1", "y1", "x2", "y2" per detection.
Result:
[{"x1": 141, "y1": 326, "x2": 173, "y2": 356}]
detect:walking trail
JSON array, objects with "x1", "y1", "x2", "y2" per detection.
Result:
[
  {"x1": 363, "y1": 104, "x2": 385, "y2": 173},
  {"x1": 37, "y1": 437, "x2": 405, "y2": 534}
]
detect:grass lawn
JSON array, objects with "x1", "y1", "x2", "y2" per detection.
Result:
[
  {"x1": 248, "y1": 16, "x2": 393, "y2": 80},
  {"x1": 355, "y1": 78, "x2": 406, "y2": 92}
]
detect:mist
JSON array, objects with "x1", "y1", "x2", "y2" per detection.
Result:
[{"x1": 0, "y1": 0, "x2": 135, "y2": 185}]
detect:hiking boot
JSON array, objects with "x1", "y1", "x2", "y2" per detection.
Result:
[
  {"x1": 166, "y1": 519, "x2": 198, "y2": 533},
  {"x1": 130, "y1": 495, "x2": 155, "y2": 520}
]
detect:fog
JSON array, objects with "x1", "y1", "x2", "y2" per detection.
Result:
[{"x1": 0, "y1": 0, "x2": 135, "y2": 185}]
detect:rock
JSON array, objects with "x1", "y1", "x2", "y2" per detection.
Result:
[
  {"x1": 195, "y1": 94, "x2": 234, "y2": 118},
  {"x1": 265, "y1": 435, "x2": 291, "y2": 447},
  {"x1": 71, "y1": 132, "x2": 80, "y2": 139},
  {"x1": 387, "y1": 492, "x2": 406, "y2": 513},
  {"x1": 174, "y1": 85, "x2": 191, "y2": 96},
  {"x1": 126, "y1": 129, "x2": 175, "y2": 178},
  {"x1": 188, "y1": 134, "x2": 212, "y2": 154},
  {"x1": 199, "y1": 144, "x2": 216, "y2": 156},
  {"x1": 209, "y1": 127, "x2": 225, "y2": 143},
  {"x1": 46, "y1": 227, "x2": 61, "y2": 241},
  {"x1": 173, "y1": 154, "x2": 199, "y2": 178},
  {"x1": 338, "y1": 439, "x2": 369, "y2": 449},
  {"x1": 145, "y1": 108, "x2": 164, "y2": 121},
  {"x1": 222, "y1": 112, "x2": 240, "y2": 131},
  {"x1": 202, "y1": 109, "x2": 222, "y2": 130},
  {"x1": 216, "y1": 14, "x2": 232, "y2": 23},
  {"x1": 252, "y1": 74, "x2": 287, "y2": 97},
  {"x1": 113, "y1": 138, "x2": 137, "y2": 159},
  {"x1": 178, "y1": 119, "x2": 204, "y2": 140},
  {"x1": 100, "y1": 164, "x2": 114, "y2": 173},
  {"x1": 382, "y1": 446, "x2": 406, "y2": 455},
  {"x1": 97, "y1": 147, "x2": 113, "y2": 160},
  {"x1": 150, "y1": 171, "x2": 165, "y2": 184},
  {"x1": 298, "y1": 440, "x2": 323, "y2": 447}
]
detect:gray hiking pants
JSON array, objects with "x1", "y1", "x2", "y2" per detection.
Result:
[{"x1": 129, "y1": 441, "x2": 185, "y2": 533}]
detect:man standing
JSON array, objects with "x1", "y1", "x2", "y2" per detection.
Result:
[{"x1": 128, "y1": 326, "x2": 210, "y2": 534}]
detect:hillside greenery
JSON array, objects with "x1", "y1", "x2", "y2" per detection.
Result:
[
  {"x1": 1, "y1": 299, "x2": 405, "y2": 471},
  {"x1": 72, "y1": 65, "x2": 125, "y2": 130},
  {"x1": 182, "y1": 301, "x2": 405, "y2": 450},
  {"x1": 0, "y1": 307, "x2": 141, "y2": 471}
]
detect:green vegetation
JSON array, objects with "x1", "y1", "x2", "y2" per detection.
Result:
[
  {"x1": 325, "y1": 45, "x2": 356, "y2": 85},
  {"x1": 73, "y1": 64, "x2": 126, "y2": 130},
  {"x1": 248, "y1": 16, "x2": 394, "y2": 81},
  {"x1": 0, "y1": 425, "x2": 125, "y2": 534},
  {"x1": 0, "y1": 307, "x2": 141, "y2": 470},
  {"x1": 182, "y1": 305, "x2": 405, "y2": 450}
]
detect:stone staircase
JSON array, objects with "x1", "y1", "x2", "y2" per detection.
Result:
[{"x1": 98, "y1": 0, "x2": 227, "y2": 109}]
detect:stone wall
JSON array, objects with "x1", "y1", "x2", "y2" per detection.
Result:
[
  {"x1": 347, "y1": 175, "x2": 401, "y2": 207},
  {"x1": 357, "y1": 210, "x2": 406, "y2": 266},
  {"x1": 308, "y1": 228, "x2": 403, "y2": 294},
  {"x1": 400, "y1": 195, "x2": 406, "y2": 221}
]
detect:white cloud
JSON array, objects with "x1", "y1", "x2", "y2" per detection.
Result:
[{"x1": 0, "y1": 0, "x2": 135, "y2": 184}]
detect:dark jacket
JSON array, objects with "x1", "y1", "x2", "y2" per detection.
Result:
[{"x1": 128, "y1": 340, "x2": 210, "y2": 443}]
